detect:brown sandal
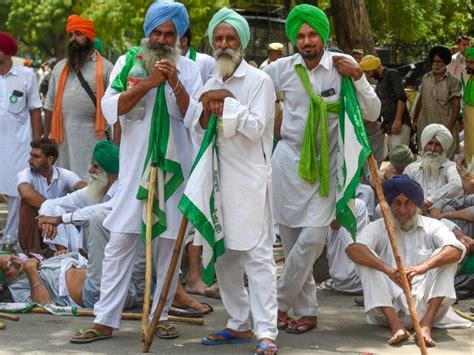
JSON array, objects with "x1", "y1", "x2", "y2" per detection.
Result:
[
  {"x1": 277, "y1": 311, "x2": 293, "y2": 330},
  {"x1": 286, "y1": 316, "x2": 317, "y2": 334}
]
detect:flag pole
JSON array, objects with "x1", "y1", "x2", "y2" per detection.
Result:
[
  {"x1": 367, "y1": 154, "x2": 428, "y2": 355},
  {"x1": 143, "y1": 216, "x2": 188, "y2": 353},
  {"x1": 141, "y1": 165, "x2": 157, "y2": 340}
]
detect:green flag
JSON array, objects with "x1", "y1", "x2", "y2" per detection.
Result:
[
  {"x1": 335, "y1": 76, "x2": 372, "y2": 239},
  {"x1": 178, "y1": 114, "x2": 225, "y2": 286},
  {"x1": 112, "y1": 47, "x2": 184, "y2": 242}
]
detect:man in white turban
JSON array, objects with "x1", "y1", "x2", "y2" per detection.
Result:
[{"x1": 404, "y1": 124, "x2": 463, "y2": 216}]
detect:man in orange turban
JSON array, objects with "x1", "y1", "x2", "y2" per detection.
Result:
[{"x1": 43, "y1": 15, "x2": 114, "y2": 180}]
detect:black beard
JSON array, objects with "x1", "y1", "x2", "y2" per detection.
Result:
[
  {"x1": 467, "y1": 68, "x2": 474, "y2": 75},
  {"x1": 67, "y1": 39, "x2": 94, "y2": 72}
]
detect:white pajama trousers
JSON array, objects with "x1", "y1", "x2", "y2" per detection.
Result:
[
  {"x1": 277, "y1": 225, "x2": 328, "y2": 317},
  {"x1": 356, "y1": 250, "x2": 457, "y2": 328},
  {"x1": 2, "y1": 196, "x2": 19, "y2": 246},
  {"x1": 215, "y1": 220, "x2": 278, "y2": 340},
  {"x1": 94, "y1": 232, "x2": 180, "y2": 330}
]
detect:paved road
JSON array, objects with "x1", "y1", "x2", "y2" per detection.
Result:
[{"x1": 1, "y1": 292, "x2": 472, "y2": 354}]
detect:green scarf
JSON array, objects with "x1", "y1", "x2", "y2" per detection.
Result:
[
  {"x1": 464, "y1": 77, "x2": 474, "y2": 107},
  {"x1": 189, "y1": 46, "x2": 197, "y2": 61},
  {"x1": 295, "y1": 64, "x2": 339, "y2": 196}
]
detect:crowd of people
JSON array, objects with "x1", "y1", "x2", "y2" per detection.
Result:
[{"x1": 0, "y1": 1, "x2": 473, "y2": 354}]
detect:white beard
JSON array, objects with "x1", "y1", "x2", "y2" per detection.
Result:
[
  {"x1": 86, "y1": 172, "x2": 109, "y2": 204},
  {"x1": 213, "y1": 48, "x2": 242, "y2": 78},
  {"x1": 389, "y1": 209, "x2": 419, "y2": 232},
  {"x1": 421, "y1": 151, "x2": 446, "y2": 181},
  {"x1": 141, "y1": 38, "x2": 181, "y2": 75}
]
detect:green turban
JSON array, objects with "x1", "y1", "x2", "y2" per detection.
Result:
[
  {"x1": 467, "y1": 47, "x2": 474, "y2": 61},
  {"x1": 92, "y1": 141, "x2": 119, "y2": 175},
  {"x1": 285, "y1": 4, "x2": 330, "y2": 45},
  {"x1": 208, "y1": 8, "x2": 250, "y2": 49}
]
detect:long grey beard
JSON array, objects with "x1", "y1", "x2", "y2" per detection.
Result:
[
  {"x1": 389, "y1": 209, "x2": 419, "y2": 232},
  {"x1": 86, "y1": 173, "x2": 109, "y2": 204},
  {"x1": 421, "y1": 151, "x2": 446, "y2": 181},
  {"x1": 213, "y1": 48, "x2": 242, "y2": 78},
  {"x1": 140, "y1": 38, "x2": 181, "y2": 74}
]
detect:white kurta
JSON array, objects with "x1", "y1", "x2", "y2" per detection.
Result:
[
  {"x1": 264, "y1": 52, "x2": 381, "y2": 228},
  {"x1": 352, "y1": 215, "x2": 469, "y2": 328},
  {"x1": 403, "y1": 159, "x2": 463, "y2": 209},
  {"x1": 0, "y1": 65, "x2": 42, "y2": 196},
  {"x1": 191, "y1": 59, "x2": 276, "y2": 251},
  {"x1": 101, "y1": 55, "x2": 202, "y2": 238},
  {"x1": 185, "y1": 49, "x2": 215, "y2": 85}
]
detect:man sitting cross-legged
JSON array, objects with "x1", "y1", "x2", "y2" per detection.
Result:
[{"x1": 346, "y1": 175, "x2": 470, "y2": 347}]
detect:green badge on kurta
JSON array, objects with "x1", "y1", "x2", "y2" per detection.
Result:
[{"x1": 9, "y1": 90, "x2": 24, "y2": 103}]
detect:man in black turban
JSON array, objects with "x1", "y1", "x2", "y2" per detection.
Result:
[{"x1": 429, "y1": 46, "x2": 452, "y2": 66}]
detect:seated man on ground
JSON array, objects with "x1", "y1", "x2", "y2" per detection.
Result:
[
  {"x1": 404, "y1": 124, "x2": 463, "y2": 217},
  {"x1": 17, "y1": 138, "x2": 86, "y2": 255},
  {"x1": 376, "y1": 144, "x2": 417, "y2": 183},
  {"x1": 36, "y1": 141, "x2": 119, "y2": 253},
  {"x1": 321, "y1": 198, "x2": 368, "y2": 294},
  {"x1": 346, "y1": 175, "x2": 470, "y2": 348}
]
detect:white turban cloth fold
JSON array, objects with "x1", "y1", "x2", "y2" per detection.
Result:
[{"x1": 420, "y1": 123, "x2": 453, "y2": 151}]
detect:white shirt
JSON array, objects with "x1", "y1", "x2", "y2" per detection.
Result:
[
  {"x1": 403, "y1": 159, "x2": 462, "y2": 209},
  {"x1": 101, "y1": 55, "x2": 202, "y2": 235},
  {"x1": 192, "y1": 59, "x2": 275, "y2": 250},
  {"x1": 38, "y1": 179, "x2": 118, "y2": 225},
  {"x1": 354, "y1": 215, "x2": 465, "y2": 268},
  {"x1": 447, "y1": 51, "x2": 469, "y2": 85},
  {"x1": 0, "y1": 65, "x2": 42, "y2": 196},
  {"x1": 185, "y1": 49, "x2": 215, "y2": 85},
  {"x1": 264, "y1": 52, "x2": 381, "y2": 227},
  {"x1": 17, "y1": 166, "x2": 82, "y2": 199}
]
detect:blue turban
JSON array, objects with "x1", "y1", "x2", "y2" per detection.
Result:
[
  {"x1": 208, "y1": 8, "x2": 250, "y2": 49},
  {"x1": 143, "y1": 0, "x2": 189, "y2": 38},
  {"x1": 382, "y1": 174, "x2": 424, "y2": 208}
]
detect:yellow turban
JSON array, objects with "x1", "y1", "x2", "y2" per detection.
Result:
[{"x1": 359, "y1": 55, "x2": 381, "y2": 71}]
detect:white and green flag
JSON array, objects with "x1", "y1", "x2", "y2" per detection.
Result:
[
  {"x1": 178, "y1": 114, "x2": 225, "y2": 286},
  {"x1": 335, "y1": 76, "x2": 372, "y2": 239}
]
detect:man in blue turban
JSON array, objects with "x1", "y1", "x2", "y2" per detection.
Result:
[
  {"x1": 346, "y1": 174, "x2": 467, "y2": 347},
  {"x1": 263, "y1": 4, "x2": 380, "y2": 335},
  {"x1": 195, "y1": 7, "x2": 279, "y2": 355},
  {"x1": 70, "y1": 0, "x2": 203, "y2": 343}
]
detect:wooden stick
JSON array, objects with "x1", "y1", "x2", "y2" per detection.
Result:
[
  {"x1": 28, "y1": 307, "x2": 203, "y2": 325},
  {"x1": 142, "y1": 165, "x2": 158, "y2": 338},
  {"x1": 143, "y1": 217, "x2": 188, "y2": 352},
  {"x1": 0, "y1": 313, "x2": 19, "y2": 321},
  {"x1": 367, "y1": 155, "x2": 428, "y2": 355},
  {"x1": 0, "y1": 321, "x2": 5, "y2": 330}
]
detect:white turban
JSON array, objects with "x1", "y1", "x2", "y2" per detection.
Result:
[{"x1": 420, "y1": 124, "x2": 453, "y2": 151}]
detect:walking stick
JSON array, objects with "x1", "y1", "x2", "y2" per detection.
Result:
[
  {"x1": 142, "y1": 164, "x2": 158, "y2": 339},
  {"x1": 143, "y1": 217, "x2": 188, "y2": 353},
  {"x1": 367, "y1": 155, "x2": 428, "y2": 355}
]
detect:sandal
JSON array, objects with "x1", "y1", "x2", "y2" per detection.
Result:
[
  {"x1": 201, "y1": 330, "x2": 252, "y2": 345},
  {"x1": 277, "y1": 311, "x2": 293, "y2": 330},
  {"x1": 70, "y1": 327, "x2": 113, "y2": 344},
  {"x1": 255, "y1": 341, "x2": 278, "y2": 354},
  {"x1": 286, "y1": 316, "x2": 317, "y2": 334},
  {"x1": 155, "y1": 321, "x2": 180, "y2": 339}
]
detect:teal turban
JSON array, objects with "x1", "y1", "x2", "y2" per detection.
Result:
[
  {"x1": 92, "y1": 141, "x2": 119, "y2": 175},
  {"x1": 285, "y1": 4, "x2": 330, "y2": 45},
  {"x1": 208, "y1": 8, "x2": 250, "y2": 49}
]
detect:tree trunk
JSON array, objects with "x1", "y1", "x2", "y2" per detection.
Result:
[{"x1": 329, "y1": 0, "x2": 376, "y2": 55}]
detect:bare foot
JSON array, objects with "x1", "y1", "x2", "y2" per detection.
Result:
[
  {"x1": 205, "y1": 328, "x2": 252, "y2": 341},
  {"x1": 416, "y1": 326, "x2": 436, "y2": 347},
  {"x1": 71, "y1": 323, "x2": 113, "y2": 341},
  {"x1": 256, "y1": 337, "x2": 278, "y2": 354},
  {"x1": 174, "y1": 284, "x2": 212, "y2": 313},
  {"x1": 185, "y1": 278, "x2": 208, "y2": 295},
  {"x1": 203, "y1": 283, "x2": 221, "y2": 299},
  {"x1": 387, "y1": 328, "x2": 410, "y2": 345}
]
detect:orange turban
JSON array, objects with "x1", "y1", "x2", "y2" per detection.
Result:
[{"x1": 66, "y1": 15, "x2": 96, "y2": 41}]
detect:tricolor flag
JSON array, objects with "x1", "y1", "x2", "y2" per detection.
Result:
[
  {"x1": 178, "y1": 114, "x2": 225, "y2": 286},
  {"x1": 335, "y1": 77, "x2": 372, "y2": 239}
]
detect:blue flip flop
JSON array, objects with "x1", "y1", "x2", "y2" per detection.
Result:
[
  {"x1": 201, "y1": 330, "x2": 252, "y2": 345},
  {"x1": 255, "y1": 341, "x2": 278, "y2": 354}
]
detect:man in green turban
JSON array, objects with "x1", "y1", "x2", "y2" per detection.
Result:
[
  {"x1": 194, "y1": 7, "x2": 279, "y2": 355},
  {"x1": 264, "y1": 4, "x2": 380, "y2": 335},
  {"x1": 36, "y1": 140, "x2": 119, "y2": 252}
]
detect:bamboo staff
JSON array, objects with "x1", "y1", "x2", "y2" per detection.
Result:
[
  {"x1": 143, "y1": 217, "x2": 188, "y2": 352},
  {"x1": 0, "y1": 313, "x2": 19, "y2": 321},
  {"x1": 0, "y1": 321, "x2": 5, "y2": 330},
  {"x1": 28, "y1": 307, "x2": 203, "y2": 325},
  {"x1": 367, "y1": 155, "x2": 428, "y2": 354},
  {"x1": 142, "y1": 164, "x2": 158, "y2": 338}
]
